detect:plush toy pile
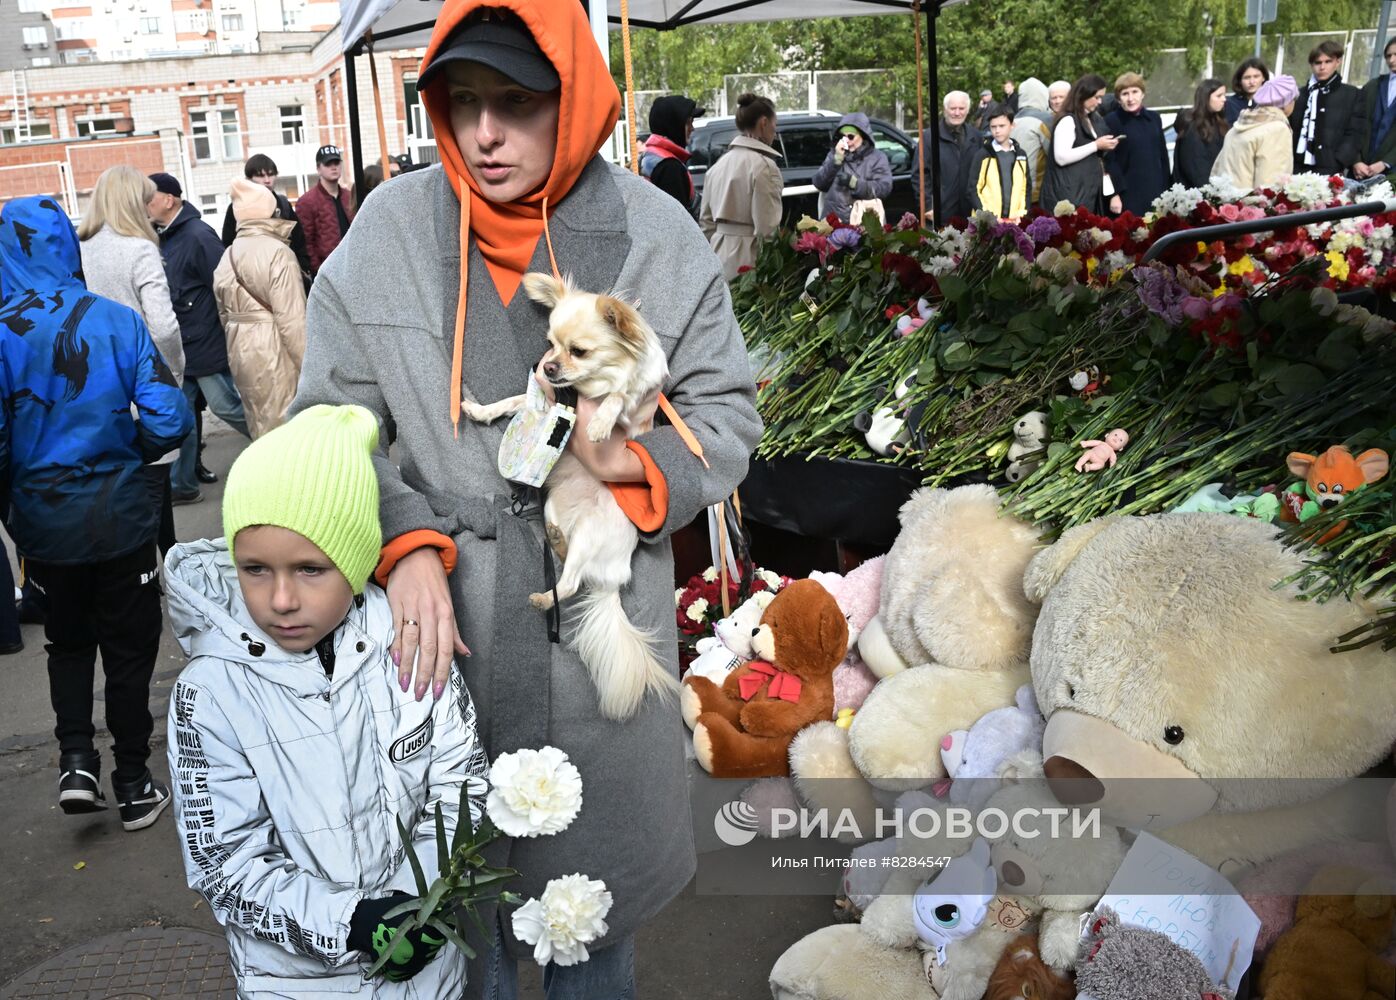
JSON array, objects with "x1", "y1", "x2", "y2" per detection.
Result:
[{"x1": 677, "y1": 482, "x2": 1396, "y2": 999}]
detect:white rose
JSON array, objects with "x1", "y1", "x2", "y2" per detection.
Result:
[
  {"x1": 485, "y1": 747, "x2": 583, "y2": 838},
  {"x1": 512, "y1": 874, "x2": 614, "y2": 967},
  {"x1": 686, "y1": 598, "x2": 709, "y2": 622}
]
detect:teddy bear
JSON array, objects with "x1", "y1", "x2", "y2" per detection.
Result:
[
  {"x1": 1027, "y1": 512, "x2": 1396, "y2": 872},
  {"x1": 986, "y1": 934, "x2": 1075, "y2": 1000},
  {"x1": 844, "y1": 485, "x2": 1044, "y2": 791},
  {"x1": 1075, "y1": 906, "x2": 1235, "y2": 1000},
  {"x1": 684, "y1": 589, "x2": 777, "y2": 687},
  {"x1": 1005, "y1": 410, "x2": 1050, "y2": 484},
  {"x1": 1257, "y1": 864, "x2": 1396, "y2": 1000},
  {"x1": 684, "y1": 578, "x2": 847, "y2": 779},
  {"x1": 936, "y1": 684, "x2": 1045, "y2": 811}
]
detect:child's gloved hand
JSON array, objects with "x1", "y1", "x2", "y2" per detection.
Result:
[{"x1": 350, "y1": 892, "x2": 447, "y2": 982}]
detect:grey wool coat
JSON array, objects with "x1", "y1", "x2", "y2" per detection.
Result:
[{"x1": 292, "y1": 159, "x2": 761, "y2": 976}]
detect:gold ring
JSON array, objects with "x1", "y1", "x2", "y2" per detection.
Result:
[{"x1": 402, "y1": 618, "x2": 419, "y2": 627}]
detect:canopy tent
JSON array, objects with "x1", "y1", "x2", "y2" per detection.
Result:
[{"x1": 336, "y1": 0, "x2": 965, "y2": 221}]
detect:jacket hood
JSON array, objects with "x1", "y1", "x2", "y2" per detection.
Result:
[
  {"x1": 234, "y1": 216, "x2": 296, "y2": 244},
  {"x1": 1234, "y1": 105, "x2": 1290, "y2": 131},
  {"x1": 164, "y1": 538, "x2": 388, "y2": 691},
  {"x1": 838, "y1": 112, "x2": 874, "y2": 143},
  {"x1": 728, "y1": 134, "x2": 781, "y2": 160},
  {"x1": 648, "y1": 95, "x2": 701, "y2": 146},
  {"x1": 1018, "y1": 78, "x2": 1049, "y2": 113},
  {"x1": 0, "y1": 196, "x2": 84, "y2": 298}
]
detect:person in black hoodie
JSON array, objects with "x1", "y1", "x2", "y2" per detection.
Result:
[
  {"x1": 1290, "y1": 39, "x2": 1364, "y2": 176},
  {"x1": 642, "y1": 94, "x2": 704, "y2": 218},
  {"x1": 1173, "y1": 79, "x2": 1230, "y2": 188},
  {"x1": 1103, "y1": 72, "x2": 1170, "y2": 216}
]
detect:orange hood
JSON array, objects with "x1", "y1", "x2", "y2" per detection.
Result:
[{"x1": 419, "y1": 0, "x2": 620, "y2": 302}]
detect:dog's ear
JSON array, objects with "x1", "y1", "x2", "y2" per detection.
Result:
[
  {"x1": 522, "y1": 272, "x2": 566, "y2": 308},
  {"x1": 596, "y1": 295, "x2": 650, "y2": 352}
]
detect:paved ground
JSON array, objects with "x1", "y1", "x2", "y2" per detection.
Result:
[{"x1": 0, "y1": 428, "x2": 832, "y2": 998}]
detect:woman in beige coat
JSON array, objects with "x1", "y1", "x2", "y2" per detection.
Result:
[
  {"x1": 699, "y1": 93, "x2": 784, "y2": 280},
  {"x1": 1214, "y1": 74, "x2": 1298, "y2": 192},
  {"x1": 213, "y1": 178, "x2": 306, "y2": 438}
]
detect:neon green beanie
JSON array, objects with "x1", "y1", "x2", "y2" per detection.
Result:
[{"x1": 223, "y1": 404, "x2": 382, "y2": 594}]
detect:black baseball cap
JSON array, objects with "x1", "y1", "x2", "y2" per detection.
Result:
[
  {"x1": 417, "y1": 9, "x2": 560, "y2": 92},
  {"x1": 315, "y1": 145, "x2": 343, "y2": 165},
  {"x1": 149, "y1": 172, "x2": 182, "y2": 197}
]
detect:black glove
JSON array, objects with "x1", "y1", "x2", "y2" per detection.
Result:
[
  {"x1": 349, "y1": 892, "x2": 447, "y2": 983},
  {"x1": 836, "y1": 167, "x2": 853, "y2": 189}
]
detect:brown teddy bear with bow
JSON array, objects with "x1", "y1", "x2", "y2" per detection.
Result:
[{"x1": 683, "y1": 578, "x2": 847, "y2": 779}]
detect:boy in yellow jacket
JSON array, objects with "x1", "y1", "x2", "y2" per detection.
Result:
[{"x1": 966, "y1": 104, "x2": 1030, "y2": 221}]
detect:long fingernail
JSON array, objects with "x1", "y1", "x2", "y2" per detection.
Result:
[
  {"x1": 392, "y1": 649, "x2": 401, "y2": 667},
  {"x1": 400, "y1": 673, "x2": 410, "y2": 692},
  {"x1": 415, "y1": 684, "x2": 426, "y2": 702},
  {"x1": 463, "y1": 645, "x2": 472, "y2": 657},
  {"x1": 433, "y1": 680, "x2": 445, "y2": 700}
]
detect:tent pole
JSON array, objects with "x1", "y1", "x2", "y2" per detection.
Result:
[
  {"x1": 345, "y1": 48, "x2": 368, "y2": 198},
  {"x1": 926, "y1": 1, "x2": 940, "y2": 228}
]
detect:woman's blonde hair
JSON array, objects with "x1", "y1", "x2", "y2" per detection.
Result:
[{"x1": 78, "y1": 165, "x2": 159, "y2": 244}]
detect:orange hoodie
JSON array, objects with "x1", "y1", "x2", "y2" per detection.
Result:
[{"x1": 377, "y1": 0, "x2": 666, "y2": 582}]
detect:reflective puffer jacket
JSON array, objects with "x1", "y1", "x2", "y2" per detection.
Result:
[{"x1": 164, "y1": 539, "x2": 487, "y2": 999}]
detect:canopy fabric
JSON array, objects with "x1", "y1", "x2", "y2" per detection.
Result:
[{"x1": 340, "y1": 0, "x2": 964, "y2": 51}]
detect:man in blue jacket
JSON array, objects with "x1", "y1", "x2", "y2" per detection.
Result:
[
  {"x1": 146, "y1": 172, "x2": 249, "y2": 503},
  {"x1": 0, "y1": 196, "x2": 193, "y2": 831}
]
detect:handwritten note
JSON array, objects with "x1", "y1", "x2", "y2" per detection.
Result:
[{"x1": 1092, "y1": 832, "x2": 1260, "y2": 990}]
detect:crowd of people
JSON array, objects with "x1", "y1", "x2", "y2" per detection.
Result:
[{"x1": 909, "y1": 36, "x2": 1396, "y2": 223}]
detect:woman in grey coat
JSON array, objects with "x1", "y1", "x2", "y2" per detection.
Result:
[
  {"x1": 78, "y1": 165, "x2": 186, "y2": 554},
  {"x1": 291, "y1": 2, "x2": 760, "y2": 996},
  {"x1": 812, "y1": 112, "x2": 895, "y2": 223}
]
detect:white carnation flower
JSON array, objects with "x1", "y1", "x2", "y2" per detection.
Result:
[
  {"x1": 486, "y1": 747, "x2": 583, "y2": 838},
  {"x1": 701, "y1": 566, "x2": 718, "y2": 582},
  {"x1": 512, "y1": 874, "x2": 613, "y2": 967},
  {"x1": 756, "y1": 568, "x2": 782, "y2": 591},
  {"x1": 686, "y1": 597, "x2": 709, "y2": 622},
  {"x1": 1053, "y1": 200, "x2": 1075, "y2": 217},
  {"x1": 674, "y1": 588, "x2": 685, "y2": 606}
]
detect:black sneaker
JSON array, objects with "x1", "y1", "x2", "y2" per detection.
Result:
[
  {"x1": 58, "y1": 751, "x2": 108, "y2": 814},
  {"x1": 112, "y1": 772, "x2": 171, "y2": 832}
]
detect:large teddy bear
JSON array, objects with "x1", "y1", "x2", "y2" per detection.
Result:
[
  {"x1": 787, "y1": 486, "x2": 1044, "y2": 833},
  {"x1": 1027, "y1": 512, "x2": 1396, "y2": 871},
  {"x1": 684, "y1": 578, "x2": 848, "y2": 779}
]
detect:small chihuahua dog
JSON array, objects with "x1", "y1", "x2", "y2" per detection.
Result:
[{"x1": 461, "y1": 272, "x2": 676, "y2": 720}]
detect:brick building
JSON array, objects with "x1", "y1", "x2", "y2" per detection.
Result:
[{"x1": 0, "y1": 28, "x2": 431, "y2": 220}]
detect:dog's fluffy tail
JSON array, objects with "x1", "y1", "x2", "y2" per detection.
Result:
[{"x1": 573, "y1": 589, "x2": 678, "y2": 720}]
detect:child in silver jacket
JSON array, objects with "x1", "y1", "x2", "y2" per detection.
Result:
[{"x1": 165, "y1": 404, "x2": 487, "y2": 998}]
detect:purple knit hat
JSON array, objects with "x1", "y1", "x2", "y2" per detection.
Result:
[{"x1": 1254, "y1": 74, "x2": 1299, "y2": 108}]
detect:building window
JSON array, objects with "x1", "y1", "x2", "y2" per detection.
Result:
[
  {"x1": 1, "y1": 122, "x2": 53, "y2": 144},
  {"x1": 22, "y1": 26, "x2": 48, "y2": 44},
  {"x1": 190, "y1": 107, "x2": 241, "y2": 161},
  {"x1": 31, "y1": 56, "x2": 53, "y2": 67},
  {"x1": 198, "y1": 194, "x2": 220, "y2": 219},
  {"x1": 279, "y1": 104, "x2": 304, "y2": 144},
  {"x1": 77, "y1": 117, "x2": 120, "y2": 137},
  {"x1": 221, "y1": 13, "x2": 242, "y2": 31},
  {"x1": 139, "y1": 16, "x2": 160, "y2": 32},
  {"x1": 18, "y1": 0, "x2": 45, "y2": 11}
]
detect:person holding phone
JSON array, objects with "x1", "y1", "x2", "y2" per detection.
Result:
[
  {"x1": 1103, "y1": 73, "x2": 1170, "y2": 216},
  {"x1": 812, "y1": 113, "x2": 894, "y2": 224},
  {"x1": 1040, "y1": 74, "x2": 1119, "y2": 215}
]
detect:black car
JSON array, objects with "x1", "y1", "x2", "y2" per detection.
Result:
[{"x1": 686, "y1": 112, "x2": 918, "y2": 226}]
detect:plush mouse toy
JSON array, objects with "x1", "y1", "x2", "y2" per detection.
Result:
[
  {"x1": 1075, "y1": 907, "x2": 1234, "y2": 1000},
  {"x1": 1275, "y1": 445, "x2": 1389, "y2": 543},
  {"x1": 683, "y1": 579, "x2": 847, "y2": 779},
  {"x1": 685, "y1": 590, "x2": 777, "y2": 688}
]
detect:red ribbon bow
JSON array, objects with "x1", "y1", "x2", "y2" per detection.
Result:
[{"x1": 738, "y1": 661, "x2": 803, "y2": 703}]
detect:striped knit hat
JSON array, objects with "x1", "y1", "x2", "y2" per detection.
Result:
[{"x1": 223, "y1": 404, "x2": 382, "y2": 593}]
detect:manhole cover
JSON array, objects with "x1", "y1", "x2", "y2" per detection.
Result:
[{"x1": 0, "y1": 926, "x2": 234, "y2": 999}]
